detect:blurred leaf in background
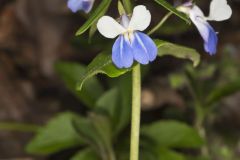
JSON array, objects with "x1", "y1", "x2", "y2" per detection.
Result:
[
  {"x1": 55, "y1": 62, "x2": 104, "y2": 108},
  {"x1": 141, "y1": 120, "x2": 204, "y2": 149},
  {"x1": 26, "y1": 112, "x2": 84, "y2": 155}
]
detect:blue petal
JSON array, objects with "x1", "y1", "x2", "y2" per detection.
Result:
[
  {"x1": 131, "y1": 32, "x2": 158, "y2": 65},
  {"x1": 203, "y1": 25, "x2": 218, "y2": 55},
  {"x1": 67, "y1": 0, "x2": 82, "y2": 13},
  {"x1": 67, "y1": 0, "x2": 94, "y2": 13},
  {"x1": 192, "y1": 16, "x2": 218, "y2": 55},
  {"x1": 82, "y1": 0, "x2": 94, "y2": 13},
  {"x1": 112, "y1": 35, "x2": 134, "y2": 68}
]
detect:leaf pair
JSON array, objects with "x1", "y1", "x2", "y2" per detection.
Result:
[{"x1": 77, "y1": 40, "x2": 200, "y2": 91}]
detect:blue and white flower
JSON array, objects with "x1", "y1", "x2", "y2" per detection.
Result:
[
  {"x1": 67, "y1": 0, "x2": 95, "y2": 13},
  {"x1": 97, "y1": 5, "x2": 157, "y2": 68},
  {"x1": 177, "y1": 0, "x2": 232, "y2": 55}
]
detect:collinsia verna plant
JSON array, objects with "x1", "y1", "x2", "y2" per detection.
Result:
[
  {"x1": 97, "y1": 5, "x2": 157, "y2": 68},
  {"x1": 177, "y1": 0, "x2": 232, "y2": 55},
  {"x1": 22, "y1": 1, "x2": 233, "y2": 160}
]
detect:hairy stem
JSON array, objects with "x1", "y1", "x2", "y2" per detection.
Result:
[{"x1": 130, "y1": 64, "x2": 141, "y2": 160}]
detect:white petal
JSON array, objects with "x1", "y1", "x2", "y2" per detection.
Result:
[
  {"x1": 207, "y1": 0, "x2": 232, "y2": 21},
  {"x1": 189, "y1": 6, "x2": 209, "y2": 41},
  {"x1": 128, "y1": 5, "x2": 151, "y2": 31},
  {"x1": 190, "y1": 5, "x2": 205, "y2": 17},
  {"x1": 97, "y1": 16, "x2": 126, "y2": 39}
]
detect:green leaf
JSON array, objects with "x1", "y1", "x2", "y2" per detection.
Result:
[
  {"x1": 118, "y1": 1, "x2": 126, "y2": 15},
  {"x1": 88, "y1": 22, "x2": 98, "y2": 42},
  {"x1": 206, "y1": 78, "x2": 240, "y2": 105},
  {"x1": 76, "y1": 53, "x2": 132, "y2": 90},
  {"x1": 122, "y1": 0, "x2": 132, "y2": 14},
  {"x1": 141, "y1": 120, "x2": 204, "y2": 148},
  {"x1": 90, "y1": 113, "x2": 113, "y2": 149},
  {"x1": 72, "y1": 115, "x2": 100, "y2": 149},
  {"x1": 76, "y1": 0, "x2": 111, "y2": 36},
  {"x1": 157, "y1": 148, "x2": 186, "y2": 160},
  {"x1": 154, "y1": 0, "x2": 190, "y2": 23},
  {"x1": 155, "y1": 40, "x2": 200, "y2": 67},
  {"x1": 95, "y1": 74, "x2": 132, "y2": 135},
  {"x1": 72, "y1": 113, "x2": 113, "y2": 157},
  {"x1": 26, "y1": 112, "x2": 84, "y2": 155},
  {"x1": 55, "y1": 62, "x2": 104, "y2": 108},
  {"x1": 139, "y1": 149, "x2": 157, "y2": 160},
  {"x1": 140, "y1": 142, "x2": 187, "y2": 160},
  {"x1": 71, "y1": 148, "x2": 100, "y2": 160},
  {"x1": 96, "y1": 88, "x2": 120, "y2": 123}
]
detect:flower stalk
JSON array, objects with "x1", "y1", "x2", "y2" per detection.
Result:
[
  {"x1": 148, "y1": 12, "x2": 172, "y2": 35},
  {"x1": 130, "y1": 64, "x2": 141, "y2": 160}
]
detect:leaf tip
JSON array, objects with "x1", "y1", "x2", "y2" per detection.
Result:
[
  {"x1": 193, "y1": 60, "x2": 199, "y2": 67},
  {"x1": 193, "y1": 55, "x2": 201, "y2": 67},
  {"x1": 76, "y1": 83, "x2": 83, "y2": 91},
  {"x1": 75, "y1": 30, "x2": 82, "y2": 36}
]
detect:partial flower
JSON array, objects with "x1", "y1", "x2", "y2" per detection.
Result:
[
  {"x1": 177, "y1": 0, "x2": 232, "y2": 55},
  {"x1": 97, "y1": 5, "x2": 157, "y2": 68},
  {"x1": 67, "y1": 0, "x2": 95, "y2": 13}
]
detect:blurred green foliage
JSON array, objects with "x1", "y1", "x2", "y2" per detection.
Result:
[
  {"x1": 168, "y1": 51, "x2": 240, "y2": 160},
  {"x1": 22, "y1": 0, "x2": 240, "y2": 159},
  {"x1": 0, "y1": 0, "x2": 238, "y2": 160},
  {"x1": 26, "y1": 61, "x2": 204, "y2": 160}
]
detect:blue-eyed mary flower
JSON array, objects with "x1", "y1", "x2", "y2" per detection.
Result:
[
  {"x1": 97, "y1": 5, "x2": 158, "y2": 68},
  {"x1": 177, "y1": 0, "x2": 232, "y2": 55},
  {"x1": 67, "y1": 0, "x2": 95, "y2": 13}
]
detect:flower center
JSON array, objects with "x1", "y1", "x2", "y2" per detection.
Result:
[
  {"x1": 120, "y1": 14, "x2": 135, "y2": 44},
  {"x1": 123, "y1": 31, "x2": 134, "y2": 44}
]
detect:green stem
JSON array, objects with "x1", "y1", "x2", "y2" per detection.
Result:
[
  {"x1": 148, "y1": 12, "x2": 173, "y2": 35},
  {"x1": 194, "y1": 104, "x2": 209, "y2": 157},
  {"x1": 185, "y1": 71, "x2": 210, "y2": 157},
  {"x1": 0, "y1": 122, "x2": 41, "y2": 132},
  {"x1": 130, "y1": 64, "x2": 141, "y2": 160}
]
